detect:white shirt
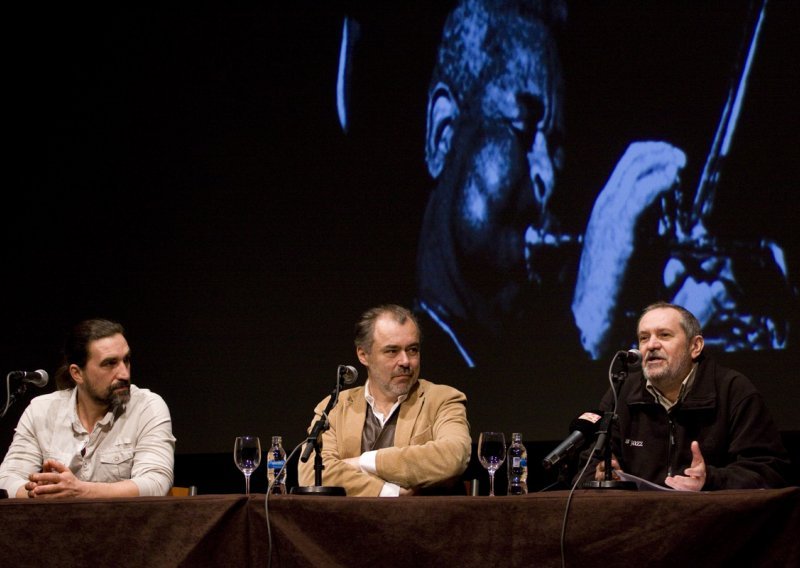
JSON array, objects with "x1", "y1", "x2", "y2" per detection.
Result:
[{"x1": 0, "y1": 384, "x2": 176, "y2": 498}]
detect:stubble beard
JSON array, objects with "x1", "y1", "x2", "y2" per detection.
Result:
[
  {"x1": 390, "y1": 377, "x2": 416, "y2": 398},
  {"x1": 87, "y1": 380, "x2": 130, "y2": 408},
  {"x1": 643, "y1": 350, "x2": 692, "y2": 394}
]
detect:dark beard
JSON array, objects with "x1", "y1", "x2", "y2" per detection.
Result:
[
  {"x1": 88, "y1": 380, "x2": 130, "y2": 408},
  {"x1": 110, "y1": 387, "x2": 131, "y2": 407}
]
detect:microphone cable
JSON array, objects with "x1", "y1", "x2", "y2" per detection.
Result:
[
  {"x1": 1, "y1": 372, "x2": 14, "y2": 418},
  {"x1": 558, "y1": 352, "x2": 624, "y2": 568},
  {"x1": 265, "y1": 365, "x2": 354, "y2": 566},
  {"x1": 265, "y1": 438, "x2": 305, "y2": 568}
]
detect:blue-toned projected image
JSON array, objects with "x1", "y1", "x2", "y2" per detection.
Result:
[
  {"x1": 2, "y1": 0, "x2": 797, "y2": 452},
  {"x1": 339, "y1": 0, "x2": 796, "y2": 367}
]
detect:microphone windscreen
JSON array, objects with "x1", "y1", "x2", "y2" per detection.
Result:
[
  {"x1": 339, "y1": 365, "x2": 358, "y2": 385},
  {"x1": 33, "y1": 370, "x2": 49, "y2": 387},
  {"x1": 569, "y1": 411, "x2": 602, "y2": 436},
  {"x1": 626, "y1": 349, "x2": 642, "y2": 369}
]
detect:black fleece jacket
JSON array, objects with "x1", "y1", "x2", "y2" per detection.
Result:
[{"x1": 585, "y1": 354, "x2": 791, "y2": 489}]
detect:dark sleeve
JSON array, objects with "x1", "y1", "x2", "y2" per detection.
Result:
[{"x1": 704, "y1": 391, "x2": 791, "y2": 490}]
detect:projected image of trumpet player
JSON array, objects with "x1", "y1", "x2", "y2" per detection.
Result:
[{"x1": 414, "y1": 0, "x2": 794, "y2": 367}]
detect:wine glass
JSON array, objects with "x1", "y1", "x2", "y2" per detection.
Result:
[
  {"x1": 233, "y1": 435, "x2": 262, "y2": 494},
  {"x1": 478, "y1": 432, "x2": 506, "y2": 496}
]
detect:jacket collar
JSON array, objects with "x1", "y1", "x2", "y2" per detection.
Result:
[
  {"x1": 340, "y1": 379, "x2": 426, "y2": 455},
  {"x1": 627, "y1": 353, "x2": 717, "y2": 410}
]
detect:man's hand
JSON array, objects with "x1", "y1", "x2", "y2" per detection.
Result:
[
  {"x1": 573, "y1": 141, "x2": 686, "y2": 358},
  {"x1": 25, "y1": 459, "x2": 87, "y2": 499},
  {"x1": 664, "y1": 441, "x2": 706, "y2": 491},
  {"x1": 594, "y1": 455, "x2": 622, "y2": 481}
]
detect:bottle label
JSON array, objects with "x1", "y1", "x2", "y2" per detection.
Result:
[{"x1": 268, "y1": 459, "x2": 286, "y2": 470}]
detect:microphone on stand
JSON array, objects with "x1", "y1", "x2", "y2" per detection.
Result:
[
  {"x1": 542, "y1": 410, "x2": 603, "y2": 470},
  {"x1": 616, "y1": 349, "x2": 642, "y2": 370},
  {"x1": 337, "y1": 365, "x2": 358, "y2": 385},
  {"x1": 581, "y1": 411, "x2": 639, "y2": 490},
  {"x1": 2, "y1": 369, "x2": 50, "y2": 420},
  {"x1": 582, "y1": 349, "x2": 639, "y2": 491},
  {"x1": 298, "y1": 366, "x2": 357, "y2": 465},
  {"x1": 609, "y1": 348, "x2": 642, "y2": 383},
  {"x1": 292, "y1": 364, "x2": 357, "y2": 496},
  {"x1": 298, "y1": 365, "x2": 358, "y2": 464},
  {"x1": 9, "y1": 370, "x2": 49, "y2": 388}
]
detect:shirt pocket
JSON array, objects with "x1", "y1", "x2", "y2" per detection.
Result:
[{"x1": 98, "y1": 445, "x2": 135, "y2": 481}]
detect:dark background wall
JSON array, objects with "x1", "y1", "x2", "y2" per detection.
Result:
[{"x1": 2, "y1": 2, "x2": 798, "y2": 480}]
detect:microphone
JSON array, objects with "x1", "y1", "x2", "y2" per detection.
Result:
[
  {"x1": 8, "y1": 370, "x2": 49, "y2": 388},
  {"x1": 542, "y1": 410, "x2": 603, "y2": 470},
  {"x1": 337, "y1": 365, "x2": 358, "y2": 385},
  {"x1": 300, "y1": 366, "x2": 356, "y2": 466},
  {"x1": 300, "y1": 365, "x2": 358, "y2": 465},
  {"x1": 617, "y1": 349, "x2": 642, "y2": 370}
]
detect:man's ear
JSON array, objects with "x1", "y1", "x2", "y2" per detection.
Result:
[
  {"x1": 690, "y1": 335, "x2": 705, "y2": 359},
  {"x1": 69, "y1": 364, "x2": 84, "y2": 385},
  {"x1": 425, "y1": 82, "x2": 458, "y2": 179}
]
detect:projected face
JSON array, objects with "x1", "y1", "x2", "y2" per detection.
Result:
[
  {"x1": 459, "y1": 26, "x2": 564, "y2": 279},
  {"x1": 418, "y1": 5, "x2": 565, "y2": 347},
  {"x1": 417, "y1": 0, "x2": 793, "y2": 367}
]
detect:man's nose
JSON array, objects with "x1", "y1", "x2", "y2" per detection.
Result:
[
  {"x1": 396, "y1": 350, "x2": 410, "y2": 366},
  {"x1": 643, "y1": 336, "x2": 661, "y2": 353},
  {"x1": 116, "y1": 362, "x2": 131, "y2": 380},
  {"x1": 527, "y1": 131, "x2": 555, "y2": 209}
]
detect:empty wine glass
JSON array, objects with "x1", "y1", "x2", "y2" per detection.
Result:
[
  {"x1": 233, "y1": 435, "x2": 262, "y2": 494},
  {"x1": 478, "y1": 432, "x2": 506, "y2": 496}
]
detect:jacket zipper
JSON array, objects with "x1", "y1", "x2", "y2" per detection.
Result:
[{"x1": 667, "y1": 416, "x2": 676, "y2": 477}]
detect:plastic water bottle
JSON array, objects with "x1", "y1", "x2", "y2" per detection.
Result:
[
  {"x1": 267, "y1": 435, "x2": 287, "y2": 494},
  {"x1": 507, "y1": 432, "x2": 528, "y2": 495}
]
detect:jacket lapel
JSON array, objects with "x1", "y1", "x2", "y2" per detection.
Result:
[
  {"x1": 342, "y1": 388, "x2": 367, "y2": 457},
  {"x1": 394, "y1": 381, "x2": 424, "y2": 446}
]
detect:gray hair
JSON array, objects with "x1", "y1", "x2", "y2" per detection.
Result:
[
  {"x1": 638, "y1": 302, "x2": 703, "y2": 340},
  {"x1": 354, "y1": 304, "x2": 420, "y2": 352}
]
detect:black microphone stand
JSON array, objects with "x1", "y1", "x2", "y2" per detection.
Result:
[
  {"x1": 1, "y1": 375, "x2": 32, "y2": 497},
  {"x1": 582, "y1": 353, "x2": 637, "y2": 490},
  {"x1": 291, "y1": 367, "x2": 348, "y2": 496},
  {"x1": 1, "y1": 377, "x2": 30, "y2": 420}
]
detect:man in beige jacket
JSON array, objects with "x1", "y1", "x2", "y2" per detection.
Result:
[{"x1": 298, "y1": 304, "x2": 471, "y2": 496}]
